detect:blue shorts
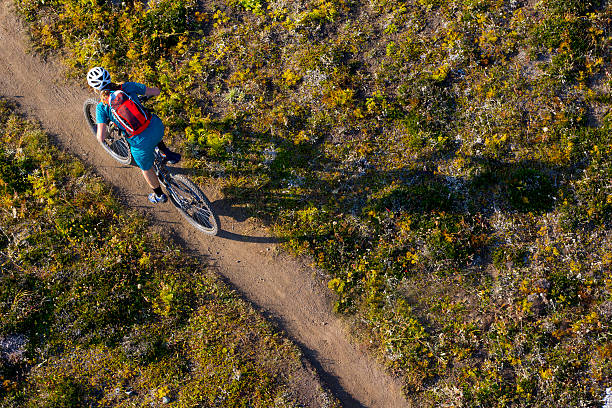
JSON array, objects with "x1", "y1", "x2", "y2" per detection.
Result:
[{"x1": 127, "y1": 115, "x2": 164, "y2": 170}]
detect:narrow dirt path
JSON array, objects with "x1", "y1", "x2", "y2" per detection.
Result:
[{"x1": 0, "y1": 3, "x2": 409, "y2": 407}]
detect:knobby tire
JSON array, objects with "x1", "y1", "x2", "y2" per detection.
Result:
[
  {"x1": 166, "y1": 174, "x2": 219, "y2": 235},
  {"x1": 83, "y1": 98, "x2": 132, "y2": 165}
]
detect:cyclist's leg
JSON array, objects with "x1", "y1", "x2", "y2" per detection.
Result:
[
  {"x1": 156, "y1": 140, "x2": 181, "y2": 164},
  {"x1": 142, "y1": 168, "x2": 167, "y2": 203},
  {"x1": 142, "y1": 168, "x2": 160, "y2": 189},
  {"x1": 130, "y1": 115, "x2": 169, "y2": 203},
  {"x1": 156, "y1": 140, "x2": 169, "y2": 153}
]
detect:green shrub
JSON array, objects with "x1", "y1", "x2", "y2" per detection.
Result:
[
  {"x1": 544, "y1": 0, "x2": 596, "y2": 14},
  {"x1": 0, "y1": 149, "x2": 33, "y2": 194},
  {"x1": 30, "y1": 377, "x2": 99, "y2": 408},
  {"x1": 367, "y1": 177, "x2": 455, "y2": 215},
  {"x1": 505, "y1": 167, "x2": 556, "y2": 213}
]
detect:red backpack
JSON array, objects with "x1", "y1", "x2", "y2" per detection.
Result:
[{"x1": 105, "y1": 89, "x2": 151, "y2": 137}]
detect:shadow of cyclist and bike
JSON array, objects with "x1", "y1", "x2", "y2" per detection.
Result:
[
  {"x1": 166, "y1": 165, "x2": 283, "y2": 243},
  {"x1": 167, "y1": 114, "x2": 585, "y2": 248},
  {"x1": 206, "y1": 196, "x2": 280, "y2": 243}
]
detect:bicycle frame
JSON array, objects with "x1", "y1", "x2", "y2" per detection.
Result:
[{"x1": 152, "y1": 150, "x2": 171, "y2": 189}]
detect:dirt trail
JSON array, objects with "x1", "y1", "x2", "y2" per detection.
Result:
[{"x1": 0, "y1": 2, "x2": 409, "y2": 407}]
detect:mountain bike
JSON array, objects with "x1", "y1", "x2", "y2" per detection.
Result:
[{"x1": 83, "y1": 97, "x2": 219, "y2": 235}]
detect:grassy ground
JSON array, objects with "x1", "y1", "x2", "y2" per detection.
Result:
[
  {"x1": 0, "y1": 98, "x2": 339, "y2": 407},
  {"x1": 14, "y1": 0, "x2": 612, "y2": 405}
]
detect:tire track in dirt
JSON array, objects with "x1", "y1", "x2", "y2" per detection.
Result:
[{"x1": 0, "y1": 3, "x2": 409, "y2": 406}]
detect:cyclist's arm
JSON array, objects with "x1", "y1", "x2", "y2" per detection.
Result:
[
  {"x1": 144, "y1": 87, "x2": 160, "y2": 96},
  {"x1": 97, "y1": 123, "x2": 108, "y2": 144}
]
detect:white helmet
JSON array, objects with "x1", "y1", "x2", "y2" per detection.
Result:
[{"x1": 87, "y1": 67, "x2": 111, "y2": 90}]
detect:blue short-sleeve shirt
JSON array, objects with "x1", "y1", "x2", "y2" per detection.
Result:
[
  {"x1": 95, "y1": 82, "x2": 147, "y2": 132},
  {"x1": 94, "y1": 81, "x2": 165, "y2": 171}
]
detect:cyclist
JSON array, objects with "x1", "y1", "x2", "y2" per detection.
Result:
[{"x1": 87, "y1": 66, "x2": 181, "y2": 204}]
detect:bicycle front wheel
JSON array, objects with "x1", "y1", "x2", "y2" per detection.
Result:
[
  {"x1": 83, "y1": 98, "x2": 132, "y2": 165},
  {"x1": 166, "y1": 174, "x2": 219, "y2": 235}
]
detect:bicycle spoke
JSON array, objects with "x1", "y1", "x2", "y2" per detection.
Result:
[
  {"x1": 108, "y1": 137, "x2": 129, "y2": 157},
  {"x1": 168, "y1": 177, "x2": 217, "y2": 231}
]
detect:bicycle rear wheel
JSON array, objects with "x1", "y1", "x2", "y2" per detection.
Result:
[
  {"x1": 166, "y1": 174, "x2": 219, "y2": 235},
  {"x1": 83, "y1": 98, "x2": 132, "y2": 165}
]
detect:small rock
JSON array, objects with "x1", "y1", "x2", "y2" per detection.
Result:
[
  {"x1": 0, "y1": 334, "x2": 28, "y2": 365},
  {"x1": 527, "y1": 293, "x2": 547, "y2": 316},
  {"x1": 535, "y1": 278, "x2": 550, "y2": 291},
  {"x1": 599, "y1": 301, "x2": 612, "y2": 319},
  {"x1": 162, "y1": 396, "x2": 171, "y2": 404}
]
